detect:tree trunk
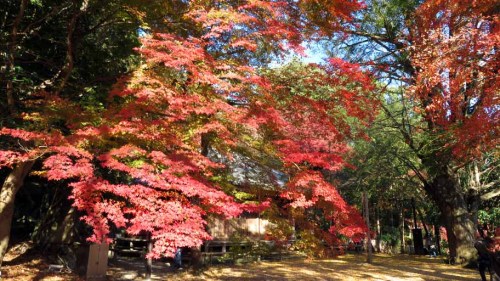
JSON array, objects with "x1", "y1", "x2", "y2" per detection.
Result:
[
  {"x1": 440, "y1": 202, "x2": 475, "y2": 263},
  {"x1": 375, "y1": 208, "x2": 381, "y2": 253},
  {"x1": 434, "y1": 224, "x2": 441, "y2": 254},
  {"x1": 400, "y1": 207, "x2": 405, "y2": 254},
  {"x1": 53, "y1": 0, "x2": 89, "y2": 95},
  {"x1": 31, "y1": 186, "x2": 77, "y2": 249},
  {"x1": 0, "y1": 161, "x2": 34, "y2": 268},
  {"x1": 190, "y1": 247, "x2": 202, "y2": 269},
  {"x1": 4, "y1": 0, "x2": 28, "y2": 114},
  {"x1": 362, "y1": 192, "x2": 372, "y2": 263},
  {"x1": 426, "y1": 174, "x2": 476, "y2": 263}
]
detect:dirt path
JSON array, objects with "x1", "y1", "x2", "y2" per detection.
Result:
[
  {"x1": 108, "y1": 254, "x2": 480, "y2": 281},
  {"x1": 2, "y1": 252, "x2": 481, "y2": 281}
]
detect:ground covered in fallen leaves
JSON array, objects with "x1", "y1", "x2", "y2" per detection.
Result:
[
  {"x1": 193, "y1": 254, "x2": 480, "y2": 281},
  {"x1": 2, "y1": 247, "x2": 481, "y2": 281},
  {"x1": 1, "y1": 244, "x2": 81, "y2": 281}
]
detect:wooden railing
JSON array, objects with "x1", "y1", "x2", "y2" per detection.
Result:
[{"x1": 109, "y1": 236, "x2": 148, "y2": 258}]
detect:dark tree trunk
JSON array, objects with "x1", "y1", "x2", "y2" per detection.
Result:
[
  {"x1": 362, "y1": 192, "x2": 372, "y2": 263},
  {"x1": 4, "y1": 0, "x2": 28, "y2": 114},
  {"x1": 426, "y1": 174, "x2": 476, "y2": 263},
  {"x1": 399, "y1": 208, "x2": 405, "y2": 254},
  {"x1": 31, "y1": 186, "x2": 77, "y2": 249},
  {"x1": 190, "y1": 247, "x2": 202, "y2": 269},
  {"x1": 0, "y1": 161, "x2": 34, "y2": 268},
  {"x1": 434, "y1": 224, "x2": 441, "y2": 254}
]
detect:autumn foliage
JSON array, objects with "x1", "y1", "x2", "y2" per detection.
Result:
[
  {"x1": 410, "y1": 0, "x2": 499, "y2": 158},
  {"x1": 0, "y1": 0, "x2": 375, "y2": 258}
]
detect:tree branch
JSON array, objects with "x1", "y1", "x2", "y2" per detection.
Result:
[
  {"x1": 379, "y1": 102, "x2": 419, "y2": 155},
  {"x1": 53, "y1": 0, "x2": 89, "y2": 95},
  {"x1": 480, "y1": 187, "x2": 500, "y2": 201}
]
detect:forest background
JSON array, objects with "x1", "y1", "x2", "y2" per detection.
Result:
[{"x1": 0, "y1": 0, "x2": 498, "y2": 270}]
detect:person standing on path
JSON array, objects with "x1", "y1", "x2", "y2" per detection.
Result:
[
  {"x1": 173, "y1": 248, "x2": 183, "y2": 269},
  {"x1": 489, "y1": 227, "x2": 500, "y2": 281},
  {"x1": 475, "y1": 234, "x2": 492, "y2": 281}
]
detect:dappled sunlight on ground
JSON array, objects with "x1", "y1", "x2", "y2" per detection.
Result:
[
  {"x1": 160, "y1": 254, "x2": 479, "y2": 281},
  {"x1": 2, "y1": 251, "x2": 480, "y2": 280},
  {"x1": 2, "y1": 248, "x2": 81, "y2": 281}
]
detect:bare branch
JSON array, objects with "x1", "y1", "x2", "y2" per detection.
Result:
[{"x1": 481, "y1": 187, "x2": 500, "y2": 201}]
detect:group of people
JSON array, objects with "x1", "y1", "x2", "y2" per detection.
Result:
[{"x1": 475, "y1": 225, "x2": 500, "y2": 281}]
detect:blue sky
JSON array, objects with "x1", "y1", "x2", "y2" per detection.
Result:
[{"x1": 270, "y1": 41, "x2": 327, "y2": 68}]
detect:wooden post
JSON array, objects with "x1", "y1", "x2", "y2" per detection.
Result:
[
  {"x1": 86, "y1": 243, "x2": 109, "y2": 281},
  {"x1": 363, "y1": 191, "x2": 372, "y2": 263}
]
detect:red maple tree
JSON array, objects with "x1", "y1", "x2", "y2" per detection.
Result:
[{"x1": 0, "y1": 0, "x2": 374, "y2": 260}]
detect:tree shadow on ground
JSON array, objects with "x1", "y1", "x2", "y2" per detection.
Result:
[
  {"x1": 76, "y1": 253, "x2": 483, "y2": 281},
  {"x1": 2, "y1": 243, "x2": 80, "y2": 281},
  {"x1": 174, "y1": 253, "x2": 480, "y2": 281}
]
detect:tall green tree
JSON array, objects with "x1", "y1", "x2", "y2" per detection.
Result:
[{"x1": 340, "y1": 88, "x2": 442, "y2": 253}]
